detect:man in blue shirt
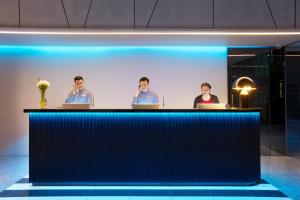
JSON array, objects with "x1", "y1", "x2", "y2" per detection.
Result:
[
  {"x1": 132, "y1": 77, "x2": 159, "y2": 104},
  {"x1": 65, "y1": 76, "x2": 93, "y2": 105}
]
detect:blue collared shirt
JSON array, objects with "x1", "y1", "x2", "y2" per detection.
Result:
[
  {"x1": 65, "y1": 87, "x2": 93, "y2": 104},
  {"x1": 132, "y1": 90, "x2": 159, "y2": 104}
]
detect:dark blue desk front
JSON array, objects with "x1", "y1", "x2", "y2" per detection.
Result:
[{"x1": 24, "y1": 109, "x2": 261, "y2": 186}]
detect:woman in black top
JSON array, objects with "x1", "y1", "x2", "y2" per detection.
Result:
[{"x1": 193, "y1": 82, "x2": 219, "y2": 108}]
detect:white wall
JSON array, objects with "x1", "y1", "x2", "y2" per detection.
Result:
[{"x1": 0, "y1": 46, "x2": 227, "y2": 155}]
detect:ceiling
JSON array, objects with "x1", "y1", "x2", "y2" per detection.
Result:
[
  {"x1": 1, "y1": 0, "x2": 300, "y2": 47},
  {"x1": 0, "y1": 0, "x2": 299, "y2": 29}
]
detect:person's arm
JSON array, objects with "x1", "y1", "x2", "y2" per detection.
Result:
[
  {"x1": 132, "y1": 90, "x2": 141, "y2": 104},
  {"x1": 193, "y1": 97, "x2": 198, "y2": 108},
  {"x1": 65, "y1": 91, "x2": 75, "y2": 103},
  {"x1": 153, "y1": 94, "x2": 159, "y2": 104},
  {"x1": 132, "y1": 97, "x2": 138, "y2": 104},
  {"x1": 213, "y1": 95, "x2": 220, "y2": 103},
  {"x1": 86, "y1": 92, "x2": 93, "y2": 105}
]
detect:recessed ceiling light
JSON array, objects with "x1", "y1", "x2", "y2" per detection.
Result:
[{"x1": 1, "y1": 30, "x2": 300, "y2": 36}]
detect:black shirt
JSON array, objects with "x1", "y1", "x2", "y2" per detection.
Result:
[{"x1": 193, "y1": 94, "x2": 220, "y2": 108}]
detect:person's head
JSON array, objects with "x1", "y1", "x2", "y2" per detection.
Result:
[
  {"x1": 201, "y1": 82, "x2": 212, "y2": 95},
  {"x1": 74, "y1": 76, "x2": 84, "y2": 90},
  {"x1": 139, "y1": 77, "x2": 150, "y2": 91}
]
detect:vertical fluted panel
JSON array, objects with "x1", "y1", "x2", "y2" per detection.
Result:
[{"x1": 29, "y1": 111, "x2": 260, "y2": 185}]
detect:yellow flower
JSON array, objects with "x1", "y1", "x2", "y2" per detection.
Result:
[{"x1": 37, "y1": 79, "x2": 50, "y2": 91}]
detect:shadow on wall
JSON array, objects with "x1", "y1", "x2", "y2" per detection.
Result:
[{"x1": 0, "y1": 61, "x2": 29, "y2": 155}]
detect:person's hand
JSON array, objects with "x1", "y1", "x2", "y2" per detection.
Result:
[
  {"x1": 72, "y1": 84, "x2": 79, "y2": 95},
  {"x1": 134, "y1": 89, "x2": 141, "y2": 98}
]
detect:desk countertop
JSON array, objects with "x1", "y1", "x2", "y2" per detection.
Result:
[{"x1": 24, "y1": 108, "x2": 262, "y2": 113}]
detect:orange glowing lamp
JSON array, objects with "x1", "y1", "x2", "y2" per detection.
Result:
[{"x1": 232, "y1": 77, "x2": 256, "y2": 108}]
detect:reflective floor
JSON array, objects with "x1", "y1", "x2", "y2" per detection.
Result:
[{"x1": 0, "y1": 156, "x2": 299, "y2": 199}]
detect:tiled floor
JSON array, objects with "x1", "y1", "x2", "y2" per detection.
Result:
[
  {"x1": 0, "y1": 156, "x2": 28, "y2": 192},
  {"x1": 0, "y1": 177, "x2": 290, "y2": 200},
  {"x1": 261, "y1": 156, "x2": 300, "y2": 199},
  {"x1": 0, "y1": 155, "x2": 299, "y2": 199}
]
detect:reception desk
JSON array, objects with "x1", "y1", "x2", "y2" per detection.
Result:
[{"x1": 24, "y1": 109, "x2": 261, "y2": 186}]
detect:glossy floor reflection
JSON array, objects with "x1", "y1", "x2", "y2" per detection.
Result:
[
  {"x1": 0, "y1": 177, "x2": 290, "y2": 200},
  {"x1": 0, "y1": 156, "x2": 299, "y2": 199}
]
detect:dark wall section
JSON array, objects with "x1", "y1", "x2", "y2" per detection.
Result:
[
  {"x1": 228, "y1": 48, "x2": 287, "y2": 156},
  {"x1": 268, "y1": 49, "x2": 286, "y2": 155},
  {"x1": 269, "y1": 49, "x2": 286, "y2": 125},
  {"x1": 285, "y1": 54, "x2": 300, "y2": 156}
]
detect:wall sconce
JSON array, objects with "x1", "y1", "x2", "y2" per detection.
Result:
[{"x1": 232, "y1": 77, "x2": 256, "y2": 108}]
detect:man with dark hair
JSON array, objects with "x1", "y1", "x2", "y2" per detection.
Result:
[
  {"x1": 132, "y1": 76, "x2": 159, "y2": 104},
  {"x1": 65, "y1": 76, "x2": 93, "y2": 105}
]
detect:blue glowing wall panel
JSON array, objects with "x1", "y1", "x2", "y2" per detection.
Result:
[{"x1": 29, "y1": 111, "x2": 260, "y2": 185}]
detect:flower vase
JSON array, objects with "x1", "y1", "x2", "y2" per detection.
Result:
[{"x1": 39, "y1": 91, "x2": 47, "y2": 109}]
